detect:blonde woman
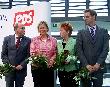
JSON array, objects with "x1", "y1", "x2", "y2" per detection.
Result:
[{"x1": 30, "y1": 21, "x2": 57, "y2": 87}]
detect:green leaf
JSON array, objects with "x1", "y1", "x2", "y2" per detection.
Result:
[
  {"x1": 0, "y1": 63, "x2": 14, "y2": 79},
  {"x1": 30, "y1": 55, "x2": 48, "y2": 70}
]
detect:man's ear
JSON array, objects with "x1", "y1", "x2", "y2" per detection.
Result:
[
  {"x1": 93, "y1": 15, "x2": 96, "y2": 20},
  {"x1": 13, "y1": 23, "x2": 18, "y2": 30}
]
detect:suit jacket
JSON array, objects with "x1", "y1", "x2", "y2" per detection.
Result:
[
  {"x1": 1, "y1": 34, "x2": 31, "y2": 70},
  {"x1": 57, "y1": 37, "x2": 77, "y2": 72},
  {"x1": 76, "y1": 25, "x2": 109, "y2": 68}
]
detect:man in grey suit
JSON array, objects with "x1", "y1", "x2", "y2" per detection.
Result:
[
  {"x1": 76, "y1": 9, "x2": 109, "y2": 87},
  {"x1": 1, "y1": 23, "x2": 31, "y2": 87}
]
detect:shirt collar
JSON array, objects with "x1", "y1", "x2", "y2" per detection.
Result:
[
  {"x1": 15, "y1": 34, "x2": 19, "y2": 38},
  {"x1": 88, "y1": 25, "x2": 96, "y2": 31},
  {"x1": 15, "y1": 34, "x2": 23, "y2": 39},
  {"x1": 37, "y1": 34, "x2": 51, "y2": 41}
]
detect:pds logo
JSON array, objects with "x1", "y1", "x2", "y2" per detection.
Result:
[{"x1": 14, "y1": 10, "x2": 34, "y2": 26}]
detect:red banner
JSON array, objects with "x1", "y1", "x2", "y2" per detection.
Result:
[{"x1": 14, "y1": 10, "x2": 34, "y2": 26}]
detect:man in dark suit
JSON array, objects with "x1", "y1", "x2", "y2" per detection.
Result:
[
  {"x1": 76, "y1": 9, "x2": 109, "y2": 87},
  {"x1": 1, "y1": 23, "x2": 31, "y2": 87}
]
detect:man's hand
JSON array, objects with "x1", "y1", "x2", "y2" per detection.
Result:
[
  {"x1": 86, "y1": 65, "x2": 95, "y2": 73},
  {"x1": 16, "y1": 65, "x2": 23, "y2": 70},
  {"x1": 93, "y1": 63, "x2": 100, "y2": 71}
]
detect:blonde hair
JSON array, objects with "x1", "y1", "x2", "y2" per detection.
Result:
[{"x1": 37, "y1": 21, "x2": 49, "y2": 31}]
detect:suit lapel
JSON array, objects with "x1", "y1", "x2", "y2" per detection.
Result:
[
  {"x1": 19, "y1": 36, "x2": 25, "y2": 47},
  {"x1": 18, "y1": 36, "x2": 27, "y2": 50},
  {"x1": 92, "y1": 26, "x2": 100, "y2": 44},
  {"x1": 10, "y1": 35, "x2": 16, "y2": 49},
  {"x1": 85, "y1": 29, "x2": 94, "y2": 44}
]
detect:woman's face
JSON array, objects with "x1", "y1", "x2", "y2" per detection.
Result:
[
  {"x1": 38, "y1": 24, "x2": 48, "y2": 35},
  {"x1": 60, "y1": 27, "x2": 68, "y2": 38}
]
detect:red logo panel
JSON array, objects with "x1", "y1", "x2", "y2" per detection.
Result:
[{"x1": 14, "y1": 10, "x2": 34, "y2": 26}]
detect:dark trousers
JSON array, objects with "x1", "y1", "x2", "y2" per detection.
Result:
[
  {"x1": 80, "y1": 69, "x2": 104, "y2": 87},
  {"x1": 5, "y1": 69, "x2": 26, "y2": 87},
  {"x1": 58, "y1": 70, "x2": 78, "y2": 87},
  {"x1": 31, "y1": 68, "x2": 54, "y2": 87}
]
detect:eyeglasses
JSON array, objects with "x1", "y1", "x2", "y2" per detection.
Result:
[
  {"x1": 20, "y1": 27, "x2": 25, "y2": 30},
  {"x1": 83, "y1": 16, "x2": 90, "y2": 19}
]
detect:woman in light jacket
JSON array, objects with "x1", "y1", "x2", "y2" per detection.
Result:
[{"x1": 57, "y1": 22, "x2": 78, "y2": 87}]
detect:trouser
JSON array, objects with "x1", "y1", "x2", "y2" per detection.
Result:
[
  {"x1": 5, "y1": 69, "x2": 26, "y2": 87},
  {"x1": 31, "y1": 68, "x2": 54, "y2": 87},
  {"x1": 58, "y1": 70, "x2": 78, "y2": 87},
  {"x1": 80, "y1": 69, "x2": 104, "y2": 87}
]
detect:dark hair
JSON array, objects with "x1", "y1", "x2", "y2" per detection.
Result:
[
  {"x1": 60, "y1": 22, "x2": 73, "y2": 37},
  {"x1": 37, "y1": 21, "x2": 49, "y2": 31},
  {"x1": 84, "y1": 9, "x2": 97, "y2": 20}
]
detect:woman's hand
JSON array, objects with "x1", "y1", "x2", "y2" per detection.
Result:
[
  {"x1": 64, "y1": 60, "x2": 70, "y2": 64},
  {"x1": 31, "y1": 63, "x2": 39, "y2": 67},
  {"x1": 48, "y1": 59, "x2": 55, "y2": 68}
]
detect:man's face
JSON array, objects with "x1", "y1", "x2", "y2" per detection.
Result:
[
  {"x1": 15, "y1": 23, "x2": 25, "y2": 37},
  {"x1": 84, "y1": 12, "x2": 95, "y2": 26}
]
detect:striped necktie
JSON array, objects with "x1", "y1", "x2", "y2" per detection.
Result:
[{"x1": 90, "y1": 27, "x2": 95, "y2": 38}]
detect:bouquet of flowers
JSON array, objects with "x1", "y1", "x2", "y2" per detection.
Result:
[
  {"x1": 73, "y1": 67, "x2": 96, "y2": 85},
  {"x1": 54, "y1": 50, "x2": 69, "y2": 69},
  {"x1": 0, "y1": 63, "x2": 14, "y2": 79},
  {"x1": 29, "y1": 54, "x2": 48, "y2": 70}
]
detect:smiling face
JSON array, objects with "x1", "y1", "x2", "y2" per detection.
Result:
[
  {"x1": 38, "y1": 21, "x2": 49, "y2": 36},
  {"x1": 38, "y1": 23, "x2": 48, "y2": 36}
]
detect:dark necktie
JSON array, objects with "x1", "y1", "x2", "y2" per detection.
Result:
[
  {"x1": 16, "y1": 37, "x2": 21, "y2": 48},
  {"x1": 90, "y1": 28, "x2": 95, "y2": 38}
]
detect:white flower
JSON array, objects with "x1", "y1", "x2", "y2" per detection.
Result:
[
  {"x1": 65, "y1": 55, "x2": 77, "y2": 62},
  {"x1": 34, "y1": 57, "x2": 37, "y2": 60}
]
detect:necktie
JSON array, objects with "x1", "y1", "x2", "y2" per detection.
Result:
[
  {"x1": 16, "y1": 37, "x2": 20, "y2": 48},
  {"x1": 90, "y1": 28, "x2": 95, "y2": 38}
]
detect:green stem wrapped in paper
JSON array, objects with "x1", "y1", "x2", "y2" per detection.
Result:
[
  {"x1": 73, "y1": 67, "x2": 97, "y2": 85},
  {"x1": 54, "y1": 50, "x2": 78, "y2": 71},
  {"x1": 53, "y1": 50, "x2": 69, "y2": 69},
  {"x1": 28, "y1": 54, "x2": 48, "y2": 70},
  {"x1": 0, "y1": 63, "x2": 14, "y2": 79}
]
